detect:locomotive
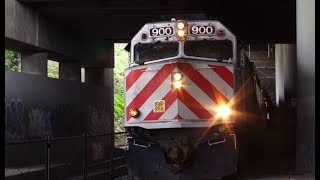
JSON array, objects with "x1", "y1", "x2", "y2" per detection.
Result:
[{"x1": 124, "y1": 19, "x2": 267, "y2": 179}]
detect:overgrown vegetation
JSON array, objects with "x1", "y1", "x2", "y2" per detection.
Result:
[
  {"x1": 114, "y1": 43, "x2": 129, "y2": 132},
  {"x1": 47, "y1": 60, "x2": 59, "y2": 79},
  {"x1": 5, "y1": 50, "x2": 21, "y2": 72}
]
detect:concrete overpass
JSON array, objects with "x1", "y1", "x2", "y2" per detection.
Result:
[{"x1": 5, "y1": 0, "x2": 314, "y2": 179}]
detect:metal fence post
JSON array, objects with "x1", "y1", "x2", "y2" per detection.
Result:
[
  {"x1": 82, "y1": 133, "x2": 87, "y2": 180},
  {"x1": 267, "y1": 43, "x2": 270, "y2": 58},
  {"x1": 109, "y1": 133, "x2": 114, "y2": 179},
  {"x1": 45, "y1": 136, "x2": 51, "y2": 180}
]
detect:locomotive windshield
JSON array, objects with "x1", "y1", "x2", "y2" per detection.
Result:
[
  {"x1": 130, "y1": 20, "x2": 237, "y2": 66},
  {"x1": 134, "y1": 41, "x2": 179, "y2": 64},
  {"x1": 184, "y1": 40, "x2": 233, "y2": 60}
]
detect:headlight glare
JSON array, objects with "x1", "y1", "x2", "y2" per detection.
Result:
[
  {"x1": 217, "y1": 106, "x2": 231, "y2": 118},
  {"x1": 173, "y1": 81, "x2": 182, "y2": 88}
]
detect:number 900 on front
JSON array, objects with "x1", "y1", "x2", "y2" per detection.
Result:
[
  {"x1": 150, "y1": 27, "x2": 174, "y2": 37},
  {"x1": 189, "y1": 25, "x2": 215, "y2": 35},
  {"x1": 149, "y1": 25, "x2": 216, "y2": 37}
]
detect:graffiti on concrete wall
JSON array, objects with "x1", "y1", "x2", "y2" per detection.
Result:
[
  {"x1": 87, "y1": 105, "x2": 110, "y2": 162},
  {"x1": 28, "y1": 106, "x2": 52, "y2": 138},
  {"x1": 91, "y1": 142, "x2": 105, "y2": 161},
  {"x1": 87, "y1": 105, "x2": 109, "y2": 134},
  {"x1": 5, "y1": 97, "x2": 53, "y2": 141},
  {"x1": 5, "y1": 99, "x2": 111, "y2": 141},
  {"x1": 5, "y1": 97, "x2": 26, "y2": 141}
]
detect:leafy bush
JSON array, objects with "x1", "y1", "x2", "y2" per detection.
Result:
[
  {"x1": 5, "y1": 50, "x2": 21, "y2": 72},
  {"x1": 114, "y1": 43, "x2": 128, "y2": 132},
  {"x1": 47, "y1": 60, "x2": 59, "y2": 79}
]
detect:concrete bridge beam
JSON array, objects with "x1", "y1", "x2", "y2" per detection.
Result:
[
  {"x1": 21, "y1": 52, "x2": 48, "y2": 76},
  {"x1": 85, "y1": 68, "x2": 113, "y2": 88},
  {"x1": 5, "y1": 0, "x2": 80, "y2": 59}
]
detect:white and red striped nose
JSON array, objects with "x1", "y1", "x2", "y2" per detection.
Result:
[{"x1": 124, "y1": 61, "x2": 234, "y2": 126}]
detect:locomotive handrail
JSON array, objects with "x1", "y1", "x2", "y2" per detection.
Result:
[
  {"x1": 133, "y1": 139, "x2": 151, "y2": 149},
  {"x1": 229, "y1": 134, "x2": 237, "y2": 150},
  {"x1": 208, "y1": 137, "x2": 226, "y2": 146}
]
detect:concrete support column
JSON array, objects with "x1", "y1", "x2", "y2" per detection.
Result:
[
  {"x1": 275, "y1": 44, "x2": 296, "y2": 105},
  {"x1": 283, "y1": 44, "x2": 297, "y2": 169},
  {"x1": 104, "y1": 68, "x2": 114, "y2": 89},
  {"x1": 85, "y1": 67, "x2": 105, "y2": 87},
  {"x1": 283, "y1": 45, "x2": 297, "y2": 97},
  {"x1": 84, "y1": 67, "x2": 114, "y2": 134},
  {"x1": 82, "y1": 41, "x2": 114, "y2": 137},
  {"x1": 275, "y1": 44, "x2": 284, "y2": 107},
  {"x1": 296, "y1": 0, "x2": 315, "y2": 172},
  {"x1": 59, "y1": 62, "x2": 81, "y2": 81},
  {"x1": 104, "y1": 68, "x2": 114, "y2": 134},
  {"x1": 81, "y1": 68, "x2": 85, "y2": 83},
  {"x1": 21, "y1": 52, "x2": 48, "y2": 76},
  {"x1": 275, "y1": 44, "x2": 297, "y2": 169},
  {"x1": 85, "y1": 67, "x2": 113, "y2": 88}
]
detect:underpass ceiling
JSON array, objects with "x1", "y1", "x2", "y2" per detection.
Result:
[{"x1": 18, "y1": 0, "x2": 296, "y2": 43}]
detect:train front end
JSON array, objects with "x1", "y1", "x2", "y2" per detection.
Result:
[{"x1": 124, "y1": 20, "x2": 239, "y2": 179}]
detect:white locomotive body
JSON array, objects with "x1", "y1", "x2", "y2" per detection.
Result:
[{"x1": 124, "y1": 19, "x2": 264, "y2": 179}]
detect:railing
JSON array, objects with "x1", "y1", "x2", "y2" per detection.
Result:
[
  {"x1": 5, "y1": 132, "x2": 128, "y2": 180},
  {"x1": 246, "y1": 43, "x2": 275, "y2": 60}
]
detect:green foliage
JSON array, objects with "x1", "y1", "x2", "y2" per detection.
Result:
[
  {"x1": 47, "y1": 60, "x2": 59, "y2": 79},
  {"x1": 114, "y1": 93, "x2": 124, "y2": 120},
  {"x1": 5, "y1": 50, "x2": 21, "y2": 72},
  {"x1": 5, "y1": 50, "x2": 59, "y2": 79},
  {"x1": 114, "y1": 43, "x2": 129, "y2": 132}
]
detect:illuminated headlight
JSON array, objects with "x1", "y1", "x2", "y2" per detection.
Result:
[
  {"x1": 173, "y1": 81, "x2": 182, "y2": 88},
  {"x1": 129, "y1": 108, "x2": 140, "y2": 118},
  {"x1": 172, "y1": 72, "x2": 183, "y2": 88},
  {"x1": 173, "y1": 72, "x2": 182, "y2": 81},
  {"x1": 176, "y1": 20, "x2": 187, "y2": 38},
  {"x1": 177, "y1": 30, "x2": 185, "y2": 37},
  {"x1": 217, "y1": 106, "x2": 231, "y2": 118},
  {"x1": 177, "y1": 22, "x2": 185, "y2": 29}
]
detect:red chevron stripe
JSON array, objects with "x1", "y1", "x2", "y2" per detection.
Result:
[
  {"x1": 177, "y1": 63, "x2": 229, "y2": 105},
  {"x1": 144, "y1": 88, "x2": 177, "y2": 121},
  {"x1": 126, "y1": 67, "x2": 147, "y2": 91},
  {"x1": 208, "y1": 65, "x2": 233, "y2": 88},
  {"x1": 174, "y1": 115, "x2": 182, "y2": 120},
  {"x1": 178, "y1": 88, "x2": 212, "y2": 119},
  {"x1": 126, "y1": 63, "x2": 176, "y2": 121}
]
